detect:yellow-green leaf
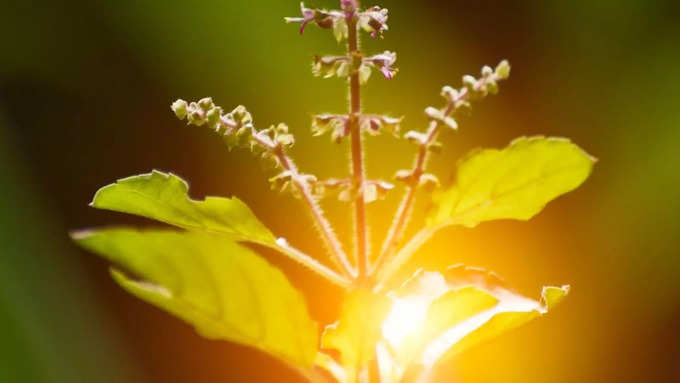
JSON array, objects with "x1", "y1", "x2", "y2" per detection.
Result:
[
  {"x1": 90, "y1": 170, "x2": 275, "y2": 245},
  {"x1": 376, "y1": 266, "x2": 569, "y2": 382},
  {"x1": 428, "y1": 136, "x2": 595, "y2": 227},
  {"x1": 419, "y1": 284, "x2": 569, "y2": 368},
  {"x1": 71, "y1": 228, "x2": 317, "y2": 369}
]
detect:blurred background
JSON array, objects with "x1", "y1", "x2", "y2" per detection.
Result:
[{"x1": 1, "y1": 0, "x2": 679, "y2": 382}]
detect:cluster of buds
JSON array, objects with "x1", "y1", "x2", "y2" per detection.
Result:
[
  {"x1": 424, "y1": 59, "x2": 511, "y2": 131},
  {"x1": 312, "y1": 113, "x2": 402, "y2": 142},
  {"x1": 287, "y1": 2, "x2": 390, "y2": 41},
  {"x1": 288, "y1": 1, "x2": 397, "y2": 115},
  {"x1": 311, "y1": 114, "x2": 348, "y2": 142},
  {"x1": 393, "y1": 60, "x2": 511, "y2": 190},
  {"x1": 460, "y1": 59, "x2": 511, "y2": 101},
  {"x1": 171, "y1": 98, "x2": 326, "y2": 200},
  {"x1": 268, "y1": 171, "x2": 317, "y2": 198},
  {"x1": 314, "y1": 178, "x2": 394, "y2": 203},
  {"x1": 394, "y1": 169, "x2": 440, "y2": 191},
  {"x1": 404, "y1": 130, "x2": 442, "y2": 153},
  {"x1": 171, "y1": 98, "x2": 294, "y2": 158},
  {"x1": 312, "y1": 51, "x2": 398, "y2": 82},
  {"x1": 312, "y1": 55, "x2": 351, "y2": 79}
]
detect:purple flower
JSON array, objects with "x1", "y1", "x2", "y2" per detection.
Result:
[
  {"x1": 359, "y1": 6, "x2": 389, "y2": 38},
  {"x1": 365, "y1": 51, "x2": 398, "y2": 79},
  {"x1": 285, "y1": 3, "x2": 344, "y2": 34},
  {"x1": 284, "y1": 3, "x2": 317, "y2": 34}
]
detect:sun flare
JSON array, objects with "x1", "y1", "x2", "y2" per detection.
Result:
[{"x1": 381, "y1": 297, "x2": 429, "y2": 349}]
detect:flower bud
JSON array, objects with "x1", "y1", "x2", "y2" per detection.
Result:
[
  {"x1": 269, "y1": 171, "x2": 293, "y2": 192},
  {"x1": 394, "y1": 169, "x2": 414, "y2": 183},
  {"x1": 425, "y1": 106, "x2": 444, "y2": 120},
  {"x1": 441, "y1": 86, "x2": 458, "y2": 102},
  {"x1": 462, "y1": 75, "x2": 477, "y2": 90},
  {"x1": 171, "y1": 99, "x2": 188, "y2": 120},
  {"x1": 495, "y1": 60, "x2": 511, "y2": 79},
  {"x1": 444, "y1": 116, "x2": 458, "y2": 130},
  {"x1": 206, "y1": 107, "x2": 222, "y2": 131},
  {"x1": 419, "y1": 173, "x2": 440, "y2": 192},
  {"x1": 231, "y1": 105, "x2": 252, "y2": 125},
  {"x1": 187, "y1": 109, "x2": 205, "y2": 126},
  {"x1": 404, "y1": 130, "x2": 428, "y2": 145},
  {"x1": 276, "y1": 133, "x2": 295, "y2": 147},
  {"x1": 198, "y1": 97, "x2": 214, "y2": 111},
  {"x1": 481, "y1": 65, "x2": 493, "y2": 77}
]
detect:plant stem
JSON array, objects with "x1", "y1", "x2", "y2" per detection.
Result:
[
  {"x1": 373, "y1": 79, "x2": 488, "y2": 277},
  {"x1": 275, "y1": 238, "x2": 352, "y2": 289},
  {"x1": 346, "y1": 5, "x2": 369, "y2": 281},
  {"x1": 373, "y1": 74, "x2": 506, "y2": 284},
  {"x1": 272, "y1": 147, "x2": 356, "y2": 279},
  {"x1": 228, "y1": 119, "x2": 355, "y2": 279},
  {"x1": 373, "y1": 120, "x2": 440, "y2": 274}
]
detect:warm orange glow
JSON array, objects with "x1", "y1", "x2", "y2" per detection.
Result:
[
  {"x1": 381, "y1": 272, "x2": 450, "y2": 351},
  {"x1": 382, "y1": 297, "x2": 429, "y2": 349}
]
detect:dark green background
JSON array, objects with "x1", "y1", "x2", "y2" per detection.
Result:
[{"x1": 1, "y1": 0, "x2": 679, "y2": 382}]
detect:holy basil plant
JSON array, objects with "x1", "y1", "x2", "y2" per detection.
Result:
[{"x1": 71, "y1": 1, "x2": 595, "y2": 382}]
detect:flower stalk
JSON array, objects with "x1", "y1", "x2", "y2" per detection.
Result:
[
  {"x1": 373, "y1": 62, "x2": 511, "y2": 283},
  {"x1": 345, "y1": 0, "x2": 370, "y2": 281}
]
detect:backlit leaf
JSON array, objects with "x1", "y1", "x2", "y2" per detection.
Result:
[
  {"x1": 90, "y1": 170, "x2": 275, "y2": 245},
  {"x1": 71, "y1": 228, "x2": 318, "y2": 369},
  {"x1": 377, "y1": 266, "x2": 569, "y2": 382},
  {"x1": 428, "y1": 136, "x2": 595, "y2": 227}
]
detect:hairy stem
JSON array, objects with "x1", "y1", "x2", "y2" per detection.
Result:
[
  {"x1": 232, "y1": 121, "x2": 356, "y2": 279},
  {"x1": 275, "y1": 238, "x2": 351, "y2": 289},
  {"x1": 272, "y1": 147, "x2": 356, "y2": 278},
  {"x1": 373, "y1": 120, "x2": 439, "y2": 273},
  {"x1": 373, "y1": 82, "x2": 487, "y2": 277},
  {"x1": 347, "y1": 5, "x2": 368, "y2": 280}
]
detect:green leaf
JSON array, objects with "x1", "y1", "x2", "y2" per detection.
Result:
[
  {"x1": 377, "y1": 266, "x2": 569, "y2": 381},
  {"x1": 428, "y1": 136, "x2": 595, "y2": 227},
  {"x1": 90, "y1": 170, "x2": 276, "y2": 245},
  {"x1": 71, "y1": 228, "x2": 318, "y2": 369}
]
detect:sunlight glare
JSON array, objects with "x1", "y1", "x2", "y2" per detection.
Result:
[{"x1": 382, "y1": 297, "x2": 429, "y2": 349}]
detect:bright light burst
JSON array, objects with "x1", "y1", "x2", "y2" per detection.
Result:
[{"x1": 381, "y1": 297, "x2": 429, "y2": 349}]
